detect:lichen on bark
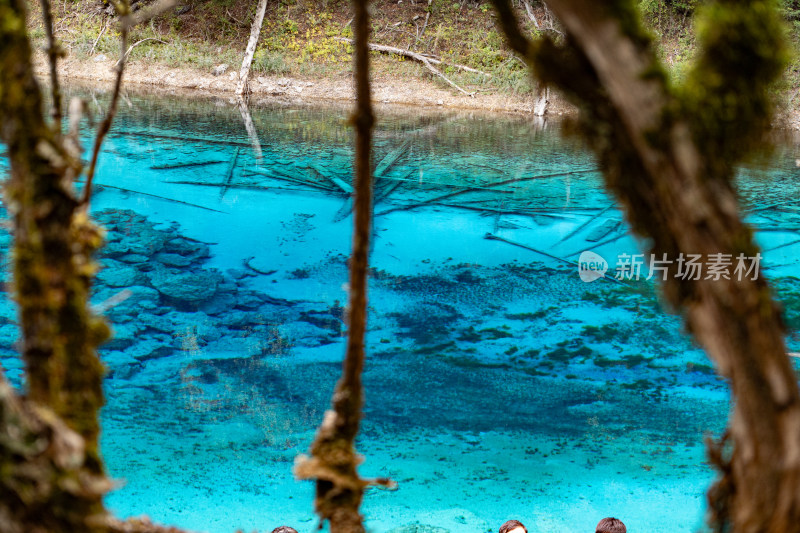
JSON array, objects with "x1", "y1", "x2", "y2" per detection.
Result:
[{"x1": 0, "y1": 0, "x2": 111, "y2": 529}]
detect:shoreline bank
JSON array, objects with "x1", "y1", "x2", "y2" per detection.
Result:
[{"x1": 33, "y1": 51, "x2": 576, "y2": 118}]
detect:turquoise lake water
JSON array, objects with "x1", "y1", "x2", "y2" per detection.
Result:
[{"x1": 1, "y1": 88, "x2": 799, "y2": 533}]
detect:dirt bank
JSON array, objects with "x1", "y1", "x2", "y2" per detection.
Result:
[
  {"x1": 34, "y1": 51, "x2": 800, "y2": 133},
  {"x1": 33, "y1": 52, "x2": 577, "y2": 117}
]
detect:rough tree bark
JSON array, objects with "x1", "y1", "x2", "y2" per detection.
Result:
[
  {"x1": 0, "y1": 1, "x2": 196, "y2": 532},
  {"x1": 1, "y1": 0, "x2": 109, "y2": 473},
  {"x1": 0, "y1": 0, "x2": 112, "y2": 529},
  {"x1": 294, "y1": 0, "x2": 392, "y2": 531},
  {"x1": 236, "y1": 0, "x2": 268, "y2": 97},
  {"x1": 489, "y1": 1, "x2": 800, "y2": 532}
]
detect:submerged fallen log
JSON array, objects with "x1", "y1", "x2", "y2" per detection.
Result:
[
  {"x1": 94, "y1": 183, "x2": 227, "y2": 213},
  {"x1": 243, "y1": 168, "x2": 339, "y2": 192},
  {"x1": 754, "y1": 226, "x2": 800, "y2": 233},
  {"x1": 376, "y1": 169, "x2": 593, "y2": 216},
  {"x1": 484, "y1": 233, "x2": 626, "y2": 285},
  {"x1": 375, "y1": 139, "x2": 412, "y2": 178},
  {"x1": 116, "y1": 130, "x2": 254, "y2": 148},
  {"x1": 150, "y1": 160, "x2": 225, "y2": 170},
  {"x1": 163, "y1": 179, "x2": 311, "y2": 194},
  {"x1": 563, "y1": 230, "x2": 629, "y2": 258},
  {"x1": 327, "y1": 176, "x2": 354, "y2": 194},
  {"x1": 433, "y1": 202, "x2": 578, "y2": 220},
  {"x1": 375, "y1": 178, "x2": 406, "y2": 203},
  {"x1": 764, "y1": 238, "x2": 800, "y2": 253},
  {"x1": 556, "y1": 203, "x2": 616, "y2": 244},
  {"x1": 745, "y1": 197, "x2": 800, "y2": 213},
  {"x1": 220, "y1": 147, "x2": 241, "y2": 198}
]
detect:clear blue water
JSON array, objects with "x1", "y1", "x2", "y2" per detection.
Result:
[{"x1": 1, "y1": 88, "x2": 799, "y2": 533}]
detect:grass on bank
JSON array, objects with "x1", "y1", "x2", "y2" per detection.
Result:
[{"x1": 23, "y1": 0, "x2": 800, "y2": 106}]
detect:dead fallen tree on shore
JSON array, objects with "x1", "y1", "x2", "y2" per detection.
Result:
[{"x1": 335, "y1": 37, "x2": 489, "y2": 97}]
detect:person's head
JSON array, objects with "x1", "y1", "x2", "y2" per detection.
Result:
[
  {"x1": 499, "y1": 520, "x2": 527, "y2": 533},
  {"x1": 271, "y1": 527, "x2": 298, "y2": 533},
  {"x1": 596, "y1": 517, "x2": 626, "y2": 533}
]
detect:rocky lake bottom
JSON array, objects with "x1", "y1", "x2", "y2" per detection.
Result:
[{"x1": 1, "y1": 90, "x2": 799, "y2": 533}]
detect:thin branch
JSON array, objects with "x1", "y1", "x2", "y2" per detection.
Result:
[
  {"x1": 419, "y1": 55, "x2": 474, "y2": 96},
  {"x1": 415, "y1": 0, "x2": 433, "y2": 45},
  {"x1": 82, "y1": 0, "x2": 130, "y2": 207},
  {"x1": 295, "y1": 0, "x2": 394, "y2": 531},
  {"x1": 39, "y1": 0, "x2": 63, "y2": 129},
  {"x1": 523, "y1": 0, "x2": 540, "y2": 29},
  {"x1": 335, "y1": 37, "x2": 491, "y2": 77},
  {"x1": 114, "y1": 37, "x2": 168, "y2": 67},
  {"x1": 90, "y1": 16, "x2": 110, "y2": 55}
]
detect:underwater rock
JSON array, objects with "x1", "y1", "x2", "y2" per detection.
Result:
[
  {"x1": 104, "y1": 322, "x2": 140, "y2": 351},
  {"x1": 154, "y1": 252, "x2": 195, "y2": 268},
  {"x1": 200, "y1": 292, "x2": 238, "y2": 316},
  {"x1": 97, "y1": 259, "x2": 140, "y2": 288},
  {"x1": 200, "y1": 336, "x2": 266, "y2": 359},
  {"x1": 112, "y1": 362, "x2": 143, "y2": 381},
  {"x1": 298, "y1": 311, "x2": 343, "y2": 335},
  {"x1": 217, "y1": 279, "x2": 238, "y2": 293},
  {"x1": 99, "y1": 348, "x2": 138, "y2": 368},
  {"x1": 121, "y1": 338, "x2": 174, "y2": 362},
  {"x1": 218, "y1": 310, "x2": 254, "y2": 329},
  {"x1": 0, "y1": 300, "x2": 15, "y2": 323},
  {"x1": 226, "y1": 267, "x2": 255, "y2": 280},
  {"x1": 163, "y1": 238, "x2": 210, "y2": 260},
  {"x1": 565, "y1": 400, "x2": 616, "y2": 418},
  {"x1": 123, "y1": 285, "x2": 161, "y2": 308},
  {"x1": 148, "y1": 266, "x2": 222, "y2": 307},
  {"x1": 117, "y1": 253, "x2": 150, "y2": 264},
  {"x1": 234, "y1": 291, "x2": 264, "y2": 310},
  {"x1": 101, "y1": 240, "x2": 134, "y2": 257},
  {"x1": 193, "y1": 312, "x2": 223, "y2": 343},
  {"x1": 387, "y1": 302, "x2": 463, "y2": 344},
  {"x1": 290, "y1": 322, "x2": 342, "y2": 347},
  {"x1": 138, "y1": 312, "x2": 179, "y2": 334},
  {"x1": 126, "y1": 226, "x2": 168, "y2": 256}
]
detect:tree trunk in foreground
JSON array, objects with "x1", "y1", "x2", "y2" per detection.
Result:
[
  {"x1": 490, "y1": 1, "x2": 800, "y2": 532},
  {"x1": 294, "y1": 0, "x2": 379, "y2": 531},
  {"x1": 0, "y1": 2, "x2": 196, "y2": 532},
  {"x1": 236, "y1": 0, "x2": 268, "y2": 97},
  {"x1": 1, "y1": 0, "x2": 108, "y2": 474}
]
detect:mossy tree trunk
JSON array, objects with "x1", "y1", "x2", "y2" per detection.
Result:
[
  {"x1": 1, "y1": 0, "x2": 109, "y2": 470},
  {"x1": 489, "y1": 0, "x2": 800, "y2": 532},
  {"x1": 0, "y1": 0, "x2": 117, "y2": 530}
]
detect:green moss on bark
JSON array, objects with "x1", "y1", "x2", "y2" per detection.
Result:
[{"x1": 0, "y1": 0, "x2": 111, "y2": 530}]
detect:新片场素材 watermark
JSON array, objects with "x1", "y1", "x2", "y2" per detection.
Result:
[{"x1": 578, "y1": 251, "x2": 761, "y2": 283}]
